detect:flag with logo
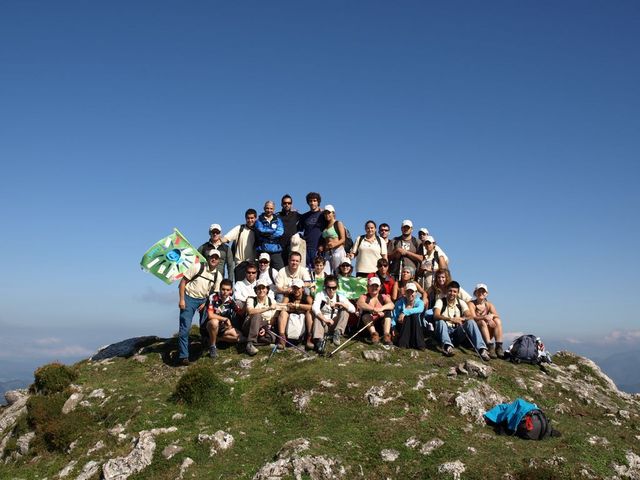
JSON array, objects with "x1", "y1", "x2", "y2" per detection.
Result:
[{"x1": 140, "y1": 228, "x2": 206, "y2": 284}]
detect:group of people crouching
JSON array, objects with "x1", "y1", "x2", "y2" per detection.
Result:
[
  {"x1": 177, "y1": 246, "x2": 505, "y2": 365},
  {"x1": 175, "y1": 196, "x2": 504, "y2": 365}
]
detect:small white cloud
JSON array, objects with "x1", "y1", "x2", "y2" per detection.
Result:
[
  {"x1": 33, "y1": 337, "x2": 62, "y2": 346},
  {"x1": 566, "y1": 338, "x2": 582, "y2": 344},
  {"x1": 602, "y1": 329, "x2": 640, "y2": 344}
]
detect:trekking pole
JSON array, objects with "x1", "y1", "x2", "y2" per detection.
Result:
[
  {"x1": 267, "y1": 344, "x2": 279, "y2": 363},
  {"x1": 327, "y1": 320, "x2": 374, "y2": 357},
  {"x1": 270, "y1": 331, "x2": 310, "y2": 357},
  {"x1": 461, "y1": 321, "x2": 485, "y2": 362}
]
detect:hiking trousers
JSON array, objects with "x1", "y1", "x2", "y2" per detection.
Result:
[
  {"x1": 435, "y1": 319, "x2": 487, "y2": 351},
  {"x1": 178, "y1": 294, "x2": 207, "y2": 360},
  {"x1": 312, "y1": 310, "x2": 349, "y2": 340}
]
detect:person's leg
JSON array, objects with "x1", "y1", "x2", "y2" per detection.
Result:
[
  {"x1": 434, "y1": 320, "x2": 453, "y2": 348},
  {"x1": 270, "y1": 252, "x2": 284, "y2": 271},
  {"x1": 207, "y1": 318, "x2": 220, "y2": 346},
  {"x1": 311, "y1": 315, "x2": 325, "y2": 340},
  {"x1": 219, "y1": 327, "x2": 239, "y2": 343},
  {"x1": 178, "y1": 295, "x2": 204, "y2": 361},
  {"x1": 277, "y1": 311, "x2": 288, "y2": 349},
  {"x1": 334, "y1": 310, "x2": 349, "y2": 336},
  {"x1": 304, "y1": 311, "x2": 314, "y2": 348},
  {"x1": 491, "y1": 316, "x2": 505, "y2": 357},
  {"x1": 382, "y1": 314, "x2": 392, "y2": 345},
  {"x1": 462, "y1": 319, "x2": 488, "y2": 351},
  {"x1": 361, "y1": 313, "x2": 377, "y2": 341}
]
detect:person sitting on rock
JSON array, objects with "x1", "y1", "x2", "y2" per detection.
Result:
[
  {"x1": 469, "y1": 283, "x2": 505, "y2": 358},
  {"x1": 433, "y1": 281, "x2": 490, "y2": 361},
  {"x1": 393, "y1": 282, "x2": 426, "y2": 350},
  {"x1": 204, "y1": 279, "x2": 241, "y2": 359},
  {"x1": 311, "y1": 274, "x2": 355, "y2": 351},
  {"x1": 357, "y1": 276, "x2": 394, "y2": 345},
  {"x1": 242, "y1": 278, "x2": 285, "y2": 356},
  {"x1": 276, "y1": 278, "x2": 314, "y2": 350}
]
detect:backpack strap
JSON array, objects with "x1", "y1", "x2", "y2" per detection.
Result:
[
  {"x1": 231, "y1": 224, "x2": 246, "y2": 257},
  {"x1": 353, "y1": 235, "x2": 363, "y2": 254},
  {"x1": 268, "y1": 268, "x2": 275, "y2": 284},
  {"x1": 186, "y1": 263, "x2": 206, "y2": 284}
]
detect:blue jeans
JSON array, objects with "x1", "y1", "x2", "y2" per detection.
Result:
[
  {"x1": 178, "y1": 294, "x2": 207, "y2": 359},
  {"x1": 435, "y1": 319, "x2": 487, "y2": 351}
]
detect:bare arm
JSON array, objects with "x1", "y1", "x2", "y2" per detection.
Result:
[{"x1": 178, "y1": 278, "x2": 187, "y2": 309}]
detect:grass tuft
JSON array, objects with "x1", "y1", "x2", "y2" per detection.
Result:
[
  {"x1": 32, "y1": 362, "x2": 78, "y2": 394},
  {"x1": 173, "y1": 363, "x2": 230, "y2": 407}
]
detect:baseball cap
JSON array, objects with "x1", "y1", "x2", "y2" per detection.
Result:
[
  {"x1": 405, "y1": 282, "x2": 417, "y2": 292},
  {"x1": 419, "y1": 227, "x2": 429, "y2": 235},
  {"x1": 258, "y1": 253, "x2": 271, "y2": 262},
  {"x1": 324, "y1": 204, "x2": 335, "y2": 213},
  {"x1": 291, "y1": 278, "x2": 304, "y2": 288},
  {"x1": 209, "y1": 223, "x2": 222, "y2": 233},
  {"x1": 207, "y1": 249, "x2": 221, "y2": 258},
  {"x1": 425, "y1": 235, "x2": 435, "y2": 243},
  {"x1": 401, "y1": 219, "x2": 413, "y2": 228},
  {"x1": 368, "y1": 276, "x2": 381, "y2": 286},
  {"x1": 474, "y1": 283, "x2": 489, "y2": 294},
  {"x1": 255, "y1": 278, "x2": 270, "y2": 288}
]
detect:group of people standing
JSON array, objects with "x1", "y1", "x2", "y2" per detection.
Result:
[{"x1": 175, "y1": 192, "x2": 505, "y2": 365}]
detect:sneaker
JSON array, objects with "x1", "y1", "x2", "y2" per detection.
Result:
[
  {"x1": 443, "y1": 345, "x2": 455, "y2": 357},
  {"x1": 246, "y1": 342, "x2": 258, "y2": 356},
  {"x1": 480, "y1": 349, "x2": 491, "y2": 362},
  {"x1": 208, "y1": 345, "x2": 218, "y2": 360},
  {"x1": 495, "y1": 344, "x2": 505, "y2": 358},
  {"x1": 305, "y1": 336, "x2": 315, "y2": 351},
  {"x1": 315, "y1": 338, "x2": 326, "y2": 354},
  {"x1": 488, "y1": 344, "x2": 498, "y2": 359},
  {"x1": 179, "y1": 358, "x2": 190, "y2": 366},
  {"x1": 370, "y1": 332, "x2": 380, "y2": 344},
  {"x1": 332, "y1": 332, "x2": 341, "y2": 346},
  {"x1": 382, "y1": 334, "x2": 392, "y2": 346}
]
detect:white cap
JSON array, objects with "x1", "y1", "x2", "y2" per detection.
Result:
[
  {"x1": 405, "y1": 282, "x2": 417, "y2": 292},
  {"x1": 291, "y1": 278, "x2": 304, "y2": 288},
  {"x1": 401, "y1": 219, "x2": 413, "y2": 228},
  {"x1": 424, "y1": 235, "x2": 435, "y2": 243},
  {"x1": 340, "y1": 258, "x2": 352, "y2": 267},
  {"x1": 209, "y1": 223, "x2": 222, "y2": 232},
  {"x1": 418, "y1": 227, "x2": 429, "y2": 235},
  {"x1": 255, "y1": 278, "x2": 270, "y2": 288},
  {"x1": 474, "y1": 283, "x2": 489, "y2": 294},
  {"x1": 368, "y1": 276, "x2": 381, "y2": 286},
  {"x1": 258, "y1": 252, "x2": 271, "y2": 262},
  {"x1": 323, "y1": 204, "x2": 335, "y2": 213},
  {"x1": 207, "y1": 249, "x2": 221, "y2": 258}
]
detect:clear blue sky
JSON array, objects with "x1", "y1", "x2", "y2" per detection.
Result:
[{"x1": 1, "y1": 1, "x2": 639, "y2": 379}]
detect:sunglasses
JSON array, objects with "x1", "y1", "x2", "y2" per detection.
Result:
[
  {"x1": 246, "y1": 271, "x2": 257, "y2": 275},
  {"x1": 259, "y1": 260, "x2": 269, "y2": 264},
  {"x1": 325, "y1": 286, "x2": 338, "y2": 290},
  {"x1": 282, "y1": 201, "x2": 292, "y2": 205}
]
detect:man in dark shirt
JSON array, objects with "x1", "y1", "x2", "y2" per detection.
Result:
[
  {"x1": 278, "y1": 194, "x2": 301, "y2": 266},
  {"x1": 298, "y1": 192, "x2": 325, "y2": 270}
]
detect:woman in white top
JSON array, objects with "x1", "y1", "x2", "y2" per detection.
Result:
[
  {"x1": 350, "y1": 220, "x2": 388, "y2": 278},
  {"x1": 318, "y1": 204, "x2": 348, "y2": 273},
  {"x1": 416, "y1": 235, "x2": 448, "y2": 291}
]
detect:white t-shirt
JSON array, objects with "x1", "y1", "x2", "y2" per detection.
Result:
[
  {"x1": 352, "y1": 235, "x2": 388, "y2": 274},
  {"x1": 434, "y1": 297, "x2": 469, "y2": 327},
  {"x1": 224, "y1": 224, "x2": 256, "y2": 263}
]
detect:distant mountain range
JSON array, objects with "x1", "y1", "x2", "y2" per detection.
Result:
[{"x1": 594, "y1": 348, "x2": 640, "y2": 394}]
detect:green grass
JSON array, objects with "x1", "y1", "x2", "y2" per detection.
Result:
[{"x1": 1, "y1": 340, "x2": 637, "y2": 479}]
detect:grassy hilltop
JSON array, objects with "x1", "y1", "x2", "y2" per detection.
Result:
[{"x1": 1, "y1": 333, "x2": 639, "y2": 480}]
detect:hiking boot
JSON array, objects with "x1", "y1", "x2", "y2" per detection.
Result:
[
  {"x1": 332, "y1": 331, "x2": 341, "y2": 346},
  {"x1": 305, "y1": 336, "x2": 315, "y2": 351},
  {"x1": 488, "y1": 344, "x2": 498, "y2": 359},
  {"x1": 208, "y1": 345, "x2": 218, "y2": 360},
  {"x1": 315, "y1": 338, "x2": 326, "y2": 354},
  {"x1": 246, "y1": 342, "x2": 258, "y2": 356},
  {"x1": 276, "y1": 337, "x2": 286, "y2": 350},
  {"x1": 495, "y1": 344, "x2": 505, "y2": 358},
  {"x1": 383, "y1": 334, "x2": 392, "y2": 346},
  {"x1": 443, "y1": 345, "x2": 455, "y2": 357},
  {"x1": 179, "y1": 358, "x2": 190, "y2": 366},
  {"x1": 480, "y1": 349, "x2": 491, "y2": 362},
  {"x1": 370, "y1": 332, "x2": 380, "y2": 344}
]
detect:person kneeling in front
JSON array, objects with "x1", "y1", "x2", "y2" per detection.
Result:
[
  {"x1": 242, "y1": 278, "x2": 283, "y2": 356},
  {"x1": 311, "y1": 275, "x2": 355, "y2": 352},
  {"x1": 433, "y1": 280, "x2": 491, "y2": 361}
]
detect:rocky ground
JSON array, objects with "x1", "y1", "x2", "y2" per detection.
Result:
[{"x1": 1, "y1": 334, "x2": 639, "y2": 479}]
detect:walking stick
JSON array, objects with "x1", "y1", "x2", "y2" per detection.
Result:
[
  {"x1": 461, "y1": 321, "x2": 486, "y2": 362},
  {"x1": 270, "y1": 331, "x2": 310, "y2": 357},
  {"x1": 327, "y1": 320, "x2": 374, "y2": 357}
]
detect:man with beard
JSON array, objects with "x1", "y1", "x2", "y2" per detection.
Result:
[
  {"x1": 278, "y1": 194, "x2": 301, "y2": 265},
  {"x1": 298, "y1": 192, "x2": 325, "y2": 270},
  {"x1": 222, "y1": 209, "x2": 257, "y2": 282},
  {"x1": 388, "y1": 219, "x2": 423, "y2": 279}
]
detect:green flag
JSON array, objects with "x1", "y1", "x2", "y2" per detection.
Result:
[{"x1": 140, "y1": 228, "x2": 206, "y2": 285}]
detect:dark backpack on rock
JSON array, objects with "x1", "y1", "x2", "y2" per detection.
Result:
[{"x1": 506, "y1": 334, "x2": 551, "y2": 364}]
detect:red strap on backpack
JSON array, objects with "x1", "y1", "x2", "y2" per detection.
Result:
[{"x1": 525, "y1": 415, "x2": 534, "y2": 431}]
